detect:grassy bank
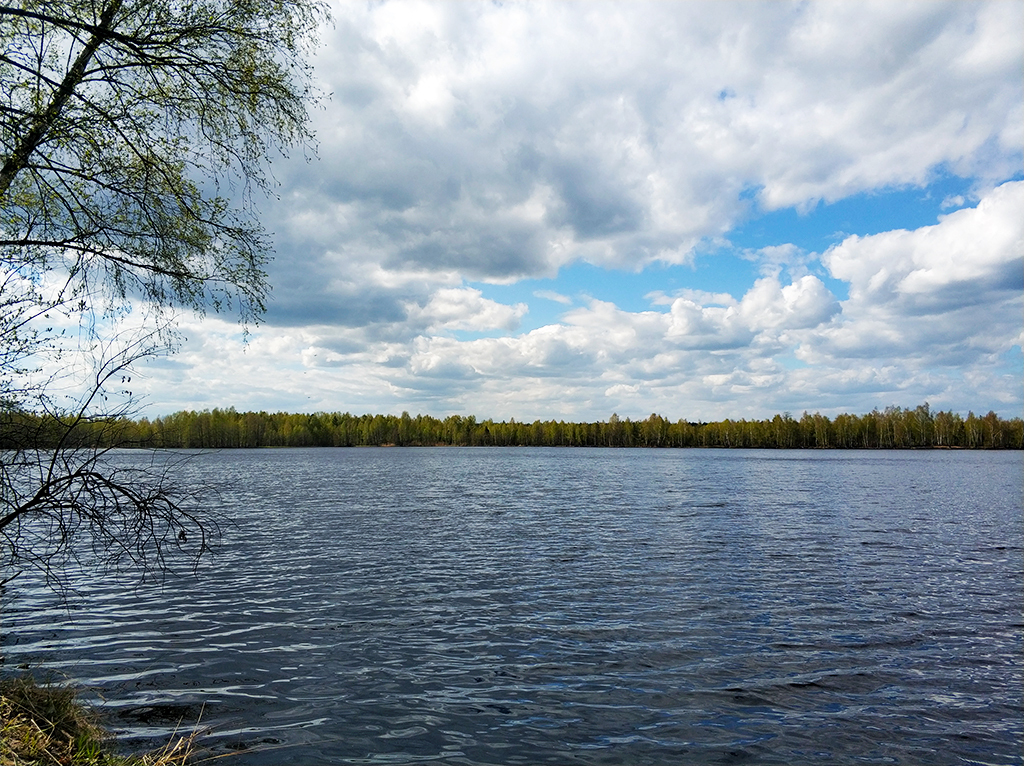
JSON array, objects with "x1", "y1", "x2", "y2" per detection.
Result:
[{"x1": 0, "y1": 676, "x2": 197, "y2": 765}]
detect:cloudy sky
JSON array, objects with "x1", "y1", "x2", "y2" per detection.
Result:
[{"x1": 140, "y1": 0, "x2": 1022, "y2": 421}]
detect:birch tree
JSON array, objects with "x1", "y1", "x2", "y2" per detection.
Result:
[{"x1": 0, "y1": 0, "x2": 326, "y2": 585}]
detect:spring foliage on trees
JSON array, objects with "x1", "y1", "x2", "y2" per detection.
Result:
[
  {"x1": 30, "y1": 404, "x2": 1021, "y2": 450},
  {"x1": 0, "y1": 0, "x2": 325, "y2": 584}
]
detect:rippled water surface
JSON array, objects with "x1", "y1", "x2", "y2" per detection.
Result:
[{"x1": 2, "y1": 448, "x2": 1022, "y2": 764}]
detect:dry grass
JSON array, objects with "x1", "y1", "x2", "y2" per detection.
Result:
[{"x1": 0, "y1": 675, "x2": 200, "y2": 766}]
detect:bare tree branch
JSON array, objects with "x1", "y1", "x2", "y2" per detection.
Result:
[{"x1": 0, "y1": 0, "x2": 325, "y2": 591}]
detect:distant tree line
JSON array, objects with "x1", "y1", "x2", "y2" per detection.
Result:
[{"x1": 3, "y1": 403, "x2": 1021, "y2": 450}]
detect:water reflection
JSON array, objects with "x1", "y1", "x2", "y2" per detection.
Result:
[{"x1": 3, "y1": 448, "x2": 1022, "y2": 765}]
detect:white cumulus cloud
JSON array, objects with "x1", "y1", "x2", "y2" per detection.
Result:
[
  {"x1": 406, "y1": 287, "x2": 527, "y2": 332},
  {"x1": 127, "y1": 1, "x2": 1022, "y2": 421},
  {"x1": 816, "y1": 181, "x2": 1023, "y2": 361}
]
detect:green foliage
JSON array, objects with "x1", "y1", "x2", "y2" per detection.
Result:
[
  {"x1": 0, "y1": 0, "x2": 324, "y2": 589},
  {"x1": 0, "y1": 0, "x2": 326, "y2": 325},
  {"x1": 32, "y1": 403, "x2": 1023, "y2": 450}
]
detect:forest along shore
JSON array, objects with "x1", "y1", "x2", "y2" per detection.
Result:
[{"x1": 6, "y1": 404, "x2": 1021, "y2": 450}]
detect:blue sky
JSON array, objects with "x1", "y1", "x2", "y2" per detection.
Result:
[
  {"x1": 476, "y1": 172, "x2": 997, "y2": 331},
  {"x1": 135, "y1": 1, "x2": 1023, "y2": 421}
]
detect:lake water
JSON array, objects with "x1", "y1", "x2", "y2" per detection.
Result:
[{"x1": 2, "y1": 448, "x2": 1022, "y2": 765}]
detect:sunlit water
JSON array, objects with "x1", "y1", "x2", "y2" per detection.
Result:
[{"x1": 2, "y1": 448, "x2": 1022, "y2": 765}]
